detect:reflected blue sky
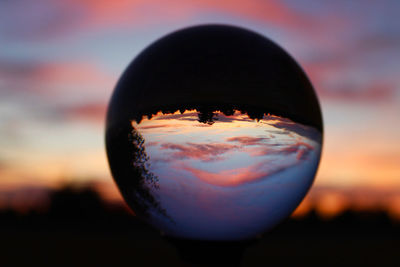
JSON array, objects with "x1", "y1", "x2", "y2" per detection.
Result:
[{"x1": 133, "y1": 110, "x2": 321, "y2": 239}]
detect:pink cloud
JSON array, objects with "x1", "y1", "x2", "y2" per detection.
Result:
[
  {"x1": 181, "y1": 162, "x2": 269, "y2": 187},
  {"x1": 160, "y1": 142, "x2": 239, "y2": 162},
  {"x1": 179, "y1": 159, "x2": 304, "y2": 187},
  {"x1": 0, "y1": 0, "x2": 314, "y2": 40},
  {"x1": 34, "y1": 62, "x2": 114, "y2": 86},
  {"x1": 178, "y1": 139, "x2": 316, "y2": 187},
  {"x1": 138, "y1": 124, "x2": 181, "y2": 130},
  {"x1": 226, "y1": 136, "x2": 269, "y2": 146},
  {"x1": 62, "y1": 102, "x2": 108, "y2": 122},
  {"x1": 316, "y1": 81, "x2": 396, "y2": 102}
]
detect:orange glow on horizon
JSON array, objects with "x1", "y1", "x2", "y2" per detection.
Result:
[
  {"x1": 314, "y1": 192, "x2": 349, "y2": 219},
  {"x1": 2, "y1": 178, "x2": 400, "y2": 223}
]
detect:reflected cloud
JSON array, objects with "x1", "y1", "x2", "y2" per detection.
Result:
[
  {"x1": 138, "y1": 124, "x2": 181, "y2": 130},
  {"x1": 178, "y1": 159, "x2": 307, "y2": 187},
  {"x1": 226, "y1": 136, "x2": 270, "y2": 146},
  {"x1": 181, "y1": 162, "x2": 269, "y2": 187},
  {"x1": 282, "y1": 141, "x2": 314, "y2": 160},
  {"x1": 266, "y1": 120, "x2": 322, "y2": 143},
  {"x1": 132, "y1": 110, "x2": 321, "y2": 186},
  {"x1": 160, "y1": 142, "x2": 239, "y2": 162},
  {"x1": 212, "y1": 114, "x2": 257, "y2": 123}
]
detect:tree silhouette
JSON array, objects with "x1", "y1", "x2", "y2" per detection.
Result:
[
  {"x1": 126, "y1": 127, "x2": 170, "y2": 219},
  {"x1": 106, "y1": 122, "x2": 170, "y2": 221},
  {"x1": 197, "y1": 108, "x2": 218, "y2": 125},
  {"x1": 129, "y1": 129, "x2": 159, "y2": 189}
]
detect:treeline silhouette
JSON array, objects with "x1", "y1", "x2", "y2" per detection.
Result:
[
  {"x1": 0, "y1": 186, "x2": 155, "y2": 234},
  {"x1": 1, "y1": 186, "x2": 399, "y2": 235},
  {"x1": 1, "y1": 186, "x2": 399, "y2": 266}
]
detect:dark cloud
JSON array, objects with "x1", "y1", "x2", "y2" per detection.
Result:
[
  {"x1": 0, "y1": 61, "x2": 43, "y2": 90},
  {"x1": 268, "y1": 121, "x2": 322, "y2": 142},
  {"x1": 0, "y1": 0, "x2": 87, "y2": 40},
  {"x1": 0, "y1": 61, "x2": 40, "y2": 77},
  {"x1": 279, "y1": 141, "x2": 314, "y2": 160},
  {"x1": 317, "y1": 82, "x2": 396, "y2": 102},
  {"x1": 246, "y1": 140, "x2": 315, "y2": 161},
  {"x1": 296, "y1": 146, "x2": 313, "y2": 160},
  {"x1": 263, "y1": 115, "x2": 293, "y2": 123},
  {"x1": 0, "y1": 60, "x2": 114, "y2": 94},
  {"x1": 0, "y1": 185, "x2": 51, "y2": 210},
  {"x1": 303, "y1": 31, "x2": 399, "y2": 103},
  {"x1": 146, "y1": 141, "x2": 159, "y2": 146}
]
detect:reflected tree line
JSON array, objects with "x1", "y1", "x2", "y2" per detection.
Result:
[
  {"x1": 127, "y1": 128, "x2": 170, "y2": 219},
  {"x1": 106, "y1": 121, "x2": 171, "y2": 221},
  {"x1": 132, "y1": 103, "x2": 274, "y2": 125}
]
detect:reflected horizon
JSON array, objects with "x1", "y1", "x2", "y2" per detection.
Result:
[{"x1": 125, "y1": 109, "x2": 322, "y2": 240}]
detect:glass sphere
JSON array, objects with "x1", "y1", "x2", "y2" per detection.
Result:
[{"x1": 106, "y1": 25, "x2": 323, "y2": 240}]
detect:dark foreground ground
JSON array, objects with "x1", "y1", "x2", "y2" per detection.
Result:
[{"x1": 1, "y1": 187, "x2": 399, "y2": 266}]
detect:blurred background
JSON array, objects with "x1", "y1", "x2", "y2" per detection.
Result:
[{"x1": 0, "y1": 1, "x2": 399, "y2": 266}]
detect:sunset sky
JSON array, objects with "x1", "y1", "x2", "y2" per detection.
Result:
[{"x1": 0, "y1": 1, "x2": 399, "y2": 218}]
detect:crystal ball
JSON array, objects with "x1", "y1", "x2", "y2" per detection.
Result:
[{"x1": 105, "y1": 25, "x2": 323, "y2": 240}]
